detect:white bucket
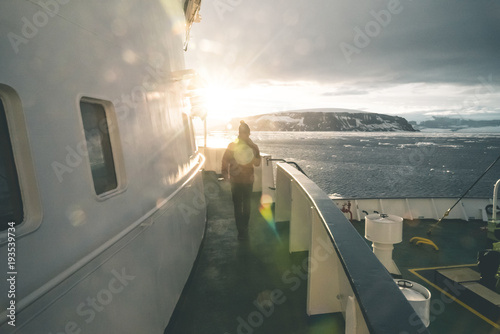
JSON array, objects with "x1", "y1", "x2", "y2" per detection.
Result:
[{"x1": 395, "y1": 279, "x2": 431, "y2": 328}]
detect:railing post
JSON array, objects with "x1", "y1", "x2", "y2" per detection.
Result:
[
  {"x1": 345, "y1": 296, "x2": 370, "y2": 334},
  {"x1": 199, "y1": 147, "x2": 225, "y2": 174},
  {"x1": 259, "y1": 154, "x2": 275, "y2": 200},
  {"x1": 272, "y1": 163, "x2": 431, "y2": 333},
  {"x1": 289, "y1": 181, "x2": 311, "y2": 253},
  {"x1": 275, "y1": 164, "x2": 291, "y2": 223},
  {"x1": 307, "y1": 207, "x2": 342, "y2": 315}
]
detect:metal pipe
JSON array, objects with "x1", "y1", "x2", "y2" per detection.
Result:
[{"x1": 266, "y1": 158, "x2": 308, "y2": 176}]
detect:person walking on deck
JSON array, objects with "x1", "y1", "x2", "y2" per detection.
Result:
[{"x1": 221, "y1": 121, "x2": 261, "y2": 240}]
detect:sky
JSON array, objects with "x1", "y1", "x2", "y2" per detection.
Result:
[{"x1": 185, "y1": 0, "x2": 500, "y2": 125}]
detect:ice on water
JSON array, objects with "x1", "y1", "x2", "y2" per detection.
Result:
[{"x1": 250, "y1": 132, "x2": 500, "y2": 198}]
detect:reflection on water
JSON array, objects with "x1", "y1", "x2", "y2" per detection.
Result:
[{"x1": 200, "y1": 131, "x2": 500, "y2": 198}]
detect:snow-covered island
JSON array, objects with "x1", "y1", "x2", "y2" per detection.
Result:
[{"x1": 231, "y1": 109, "x2": 417, "y2": 132}]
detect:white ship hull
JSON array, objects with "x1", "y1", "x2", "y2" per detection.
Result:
[{"x1": 0, "y1": 1, "x2": 205, "y2": 333}]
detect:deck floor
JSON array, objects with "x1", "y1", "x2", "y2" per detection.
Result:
[
  {"x1": 164, "y1": 172, "x2": 344, "y2": 334},
  {"x1": 165, "y1": 171, "x2": 500, "y2": 333},
  {"x1": 350, "y1": 214, "x2": 500, "y2": 333}
]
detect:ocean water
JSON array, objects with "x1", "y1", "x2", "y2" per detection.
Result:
[{"x1": 203, "y1": 131, "x2": 500, "y2": 199}]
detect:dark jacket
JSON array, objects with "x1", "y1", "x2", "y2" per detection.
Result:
[{"x1": 221, "y1": 137, "x2": 261, "y2": 184}]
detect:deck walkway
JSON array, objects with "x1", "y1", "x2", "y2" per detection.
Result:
[
  {"x1": 164, "y1": 172, "x2": 343, "y2": 334},
  {"x1": 165, "y1": 171, "x2": 500, "y2": 333}
]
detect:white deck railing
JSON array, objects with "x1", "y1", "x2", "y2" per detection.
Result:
[
  {"x1": 200, "y1": 147, "x2": 430, "y2": 333},
  {"x1": 274, "y1": 162, "x2": 430, "y2": 334}
]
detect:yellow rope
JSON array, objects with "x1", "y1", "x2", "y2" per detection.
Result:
[{"x1": 410, "y1": 237, "x2": 439, "y2": 251}]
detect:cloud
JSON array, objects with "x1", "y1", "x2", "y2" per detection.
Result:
[
  {"x1": 190, "y1": 0, "x2": 500, "y2": 86},
  {"x1": 321, "y1": 88, "x2": 369, "y2": 96},
  {"x1": 187, "y1": 0, "x2": 500, "y2": 119}
]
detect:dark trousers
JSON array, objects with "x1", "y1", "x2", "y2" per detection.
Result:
[{"x1": 230, "y1": 182, "x2": 253, "y2": 238}]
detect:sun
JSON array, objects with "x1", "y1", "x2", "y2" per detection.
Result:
[
  {"x1": 199, "y1": 84, "x2": 241, "y2": 122},
  {"x1": 186, "y1": 69, "x2": 247, "y2": 124}
]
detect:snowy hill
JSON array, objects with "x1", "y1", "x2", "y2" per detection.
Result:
[
  {"x1": 414, "y1": 116, "x2": 500, "y2": 132},
  {"x1": 232, "y1": 109, "x2": 416, "y2": 132}
]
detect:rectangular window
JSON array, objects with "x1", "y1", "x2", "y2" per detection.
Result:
[
  {"x1": 80, "y1": 100, "x2": 118, "y2": 195},
  {"x1": 0, "y1": 99, "x2": 23, "y2": 230}
]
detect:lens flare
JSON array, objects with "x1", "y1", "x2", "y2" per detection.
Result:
[
  {"x1": 234, "y1": 139, "x2": 254, "y2": 165},
  {"x1": 259, "y1": 194, "x2": 280, "y2": 240}
]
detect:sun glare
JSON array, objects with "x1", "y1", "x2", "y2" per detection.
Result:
[{"x1": 200, "y1": 85, "x2": 240, "y2": 121}]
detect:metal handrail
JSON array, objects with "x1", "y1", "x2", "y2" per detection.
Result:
[
  {"x1": 276, "y1": 163, "x2": 430, "y2": 334},
  {"x1": 266, "y1": 158, "x2": 308, "y2": 176}
]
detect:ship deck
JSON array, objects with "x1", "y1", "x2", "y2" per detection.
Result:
[
  {"x1": 353, "y1": 216, "x2": 500, "y2": 333},
  {"x1": 165, "y1": 171, "x2": 500, "y2": 334}
]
